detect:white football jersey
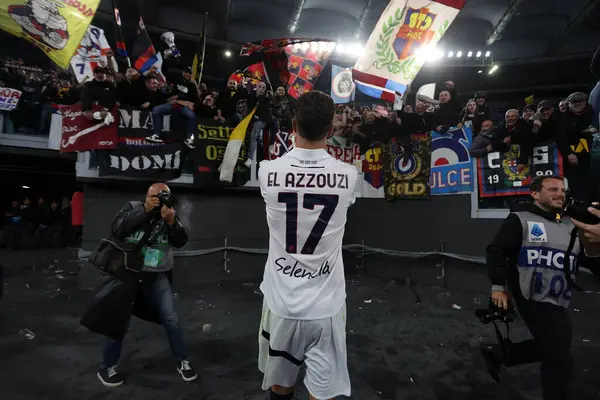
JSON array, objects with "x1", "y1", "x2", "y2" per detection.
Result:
[{"x1": 258, "y1": 147, "x2": 359, "y2": 319}]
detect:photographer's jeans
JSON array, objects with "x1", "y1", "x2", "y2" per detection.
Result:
[
  {"x1": 101, "y1": 273, "x2": 188, "y2": 368},
  {"x1": 153, "y1": 104, "x2": 197, "y2": 137}
]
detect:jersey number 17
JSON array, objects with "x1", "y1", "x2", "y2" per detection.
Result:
[{"x1": 278, "y1": 192, "x2": 339, "y2": 255}]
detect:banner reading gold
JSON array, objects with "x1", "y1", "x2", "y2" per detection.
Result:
[
  {"x1": 0, "y1": 0, "x2": 100, "y2": 69},
  {"x1": 383, "y1": 133, "x2": 431, "y2": 200}
]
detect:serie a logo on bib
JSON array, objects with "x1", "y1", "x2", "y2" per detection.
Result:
[{"x1": 527, "y1": 222, "x2": 548, "y2": 243}]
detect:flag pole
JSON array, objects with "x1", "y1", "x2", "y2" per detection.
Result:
[
  {"x1": 197, "y1": 12, "x2": 208, "y2": 84},
  {"x1": 261, "y1": 61, "x2": 273, "y2": 90},
  {"x1": 111, "y1": 0, "x2": 130, "y2": 67}
]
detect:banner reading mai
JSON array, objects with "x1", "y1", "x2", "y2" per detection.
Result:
[
  {"x1": 478, "y1": 141, "x2": 563, "y2": 198},
  {"x1": 97, "y1": 108, "x2": 188, "y2": 181}
]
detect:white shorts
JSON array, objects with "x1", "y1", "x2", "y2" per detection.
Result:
[{"x1": 258, "y1": 300, "x2": 351, "y2": 400}]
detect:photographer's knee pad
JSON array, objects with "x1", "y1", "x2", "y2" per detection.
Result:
[{"x1": 269, "y1": 389, "x2": 293, "y2": 400}]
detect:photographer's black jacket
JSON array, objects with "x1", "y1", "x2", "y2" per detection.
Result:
[
  {"x1": 487, "y1": 202, "x2": 600, "y2": 289},
  {"x1": 112, "y1": 201, "x2": 188, "y2": 272}
]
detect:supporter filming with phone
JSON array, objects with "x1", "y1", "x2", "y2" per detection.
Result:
[
  {"x1": 80, "y1": 183, "x2": 198, "y2": 388},
  {"x1": 481, "y1": 175, "x2": 600, "y2": 400}
]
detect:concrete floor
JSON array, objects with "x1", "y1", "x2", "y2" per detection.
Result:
[{"x1": 1, "y1": 249, "x2": 600, "y2": 400}]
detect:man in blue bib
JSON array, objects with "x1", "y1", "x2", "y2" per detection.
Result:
[{"x1": 483, "y1": 175, "x2": 600, "y2": 400}]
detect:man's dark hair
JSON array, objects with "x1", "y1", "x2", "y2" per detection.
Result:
[
  {"x1": 294, "y1": 90, "x2": 335, "y2": 141},
  {"x1": 530, "y1": 175, "x2": 564, "y2": 192}
]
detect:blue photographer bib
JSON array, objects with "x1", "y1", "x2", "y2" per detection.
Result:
[{"x1": 514, "y1": 211, "x2": 580, "y2": 308}]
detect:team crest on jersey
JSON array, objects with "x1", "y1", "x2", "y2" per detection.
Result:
[{"x1": 527, "y1": 221, "x2": 547, "y2": 243}]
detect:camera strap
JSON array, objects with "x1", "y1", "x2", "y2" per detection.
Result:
[
  {"x1": 492, "y1": 319, "x2": 512, "y2": 361},
  {"x1": 564, "y1": 227, "x2": 583, "y2": 291}
]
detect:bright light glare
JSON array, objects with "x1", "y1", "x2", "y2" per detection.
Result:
[
  {"x1": 335, "y1": 43, "x2": 345, "y2": 53},
  {"x1": 456, "y1": 51, "x2": 462, "y2": 58},
  {"x1": 485, "y1": 51, "x2": 491, "y2": 57},
  {"x1": 224, "y1": 50, "x2": 232, "y2": 57},
  {"x1": 476, "y1": 51, "x2": 482, "y2": 57},
  {"x1": 448, "y1": 51, "x2": 454, "y2": 58},
  {"x1": 477, "y1": 70, "x2": 483, "y2": 74},
  {"x1": 22, "y1": 185, "x2": 30, "y2": 189},
  {"x1": 489, "y1": 65, "x2": 499, "y2": 75},
  {"x1": 467, "y1": 51, "x2": 473, "y2": 57},
  {"x1": 416, "y1": 44, "x2": 438, "y2": 62},
  {"x1": 436, "y1": 50, "x2": 444, "y2": 59},
  {"x1": 301, "y1": 42, "x2": 310, "y2": 51},
  {"x1": 348, "y1": 43, "x2": 363, "y2": 55}
]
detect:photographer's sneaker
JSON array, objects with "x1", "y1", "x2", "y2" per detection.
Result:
[
  {"x1": 97, "y1": 365, "x2": 124, "y2": 387},
  {"x1": 184, "y1": 135, "x2": 195, "y2": 149},
  {"x1": 177, "y1": 359, "x2": 198, "y2": 382},
  {"x1": 145, "y1": 133, "x2": 164, "y2": 143}
]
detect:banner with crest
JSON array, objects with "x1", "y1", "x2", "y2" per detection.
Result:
[
  {"x1": 383, "y1": 133, "x2": 432, "y2": 200},
  {"x1": 0, "y1": 0, "x2": 101, "y2": 69},
  {"x1": 477, "y1": 141, "x2": 564, "y2": 198},
  {"x1": 353, "y1": 0, "x2": 466, "y2": 101}
]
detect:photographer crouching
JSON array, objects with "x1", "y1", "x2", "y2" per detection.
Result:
[
  {"x1": 481, "y1": 175, "x2": 600, "y2": 400},
  {"x1": 80, "y1": 183, "x2": 198, "y2": 387}
]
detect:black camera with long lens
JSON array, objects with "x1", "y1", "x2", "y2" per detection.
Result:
[
  {"x1": 156, "y1": 190, "x2": 174, "y2": 209},
  {"x1": 561, "y1": 193, "x2": 600, "y2": 224}
]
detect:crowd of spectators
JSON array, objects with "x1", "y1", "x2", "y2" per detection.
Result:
[
  {"x1": 0, "y1": 197, "x2": 79, "y2": 250},
  {"x1": 2, "y1": 37, "x2": 599, "y2": 202},
  {"x1": 0, "y1": 55, "x2": 81, "y2": 135}
]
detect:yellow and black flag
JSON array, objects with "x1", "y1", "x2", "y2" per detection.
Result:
[
  {"x1": 192, "y1": 12, "x2": 208, "y2": 84},
  {"x1": 0, "y1": 0, "x2": 101, "y2": 68}
]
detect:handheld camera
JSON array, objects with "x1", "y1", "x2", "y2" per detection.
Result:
[{"x1": 561, "y1": 193, "x2": 600, "y2": 224}]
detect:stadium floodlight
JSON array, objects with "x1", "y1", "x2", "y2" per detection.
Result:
[
  {"x1": 456, "y1": 51, "x2": 462, "y2": 58},
  {"x1": 476, "y1": 51, "x2": 482, "y2": 57},
  {"x1": 489, "y1": 65, "x2": 499, "y2": 75},
  {"x1": 448, "y1": 51, "x2": 454, "y2": 57},
  {"x1": 224, "y1": 50, "x2": 232, "y2": 57},
  {"x1": 416, "y1": 44, "x2": 439, "y2": 62},
  {"x1": 22, "y1": 185, "x2": 30, "y2": 189},
  {"x1": 467, "y1": 51, "x2": 473, "y2": 57},
  {"x1": 348, "y1": 43, "x2": 363, "y2": 55},
  {"x1": 477, "y1": 70, "x2": 483, "y2": 74},
  {"x1": 485, "y1": 50, "x2": 491, "y2": 57}
]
